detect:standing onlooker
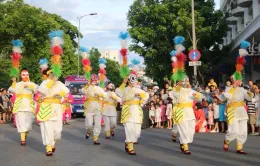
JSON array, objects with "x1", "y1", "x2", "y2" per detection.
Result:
[
  {"x1": 225, "y1": 80, "x2": 232, "y2": 92},
  {"x1": 248, "y1": 80, "x2": 254, "y2": 91},
  {"x1": 149, "y1": 101, "x2": 156, "y2": 128},
  {"x1": 166, "y1": 97, "x2": 173, "y2": 129},
  {"x1": 155, "y1": 104, "x2": 161, "y2": 128},
  {"x1": 254, "y1": 84, "x2": 260, "y2": 133},
  {"x1": 159, "y1": 100, "x2": 166, "y2": 128},
  {"x1": 0, "y1": 89, "x2": 5, "y2": 124},
  {"x1": 245, "y1": 86, "x2": 258, "y2": 135},
  {"x1": 211, "y1": 98, "x2": 219, "y2": 133},
  {"x1": 208, "y1": 104, "x2": 214, "y2": 130},
  {"x1": 1, "y1": 89, "x2": 9, "y2": 123},
  {"x1": 216, "y1": 89, "x2": 227, "y2": 132}
]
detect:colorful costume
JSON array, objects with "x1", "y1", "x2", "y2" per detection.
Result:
[
  {"x1": 62, "y1": 93, "x2": 73, "y2": 124},
  {"x1": 103, "y1": 83, "x2": 121, "y2": 139},
  {"x1": 223, "y1": 40, "x2": 251, "y2": 154},
  {"x1": 169, "y1": 36, "x2": 202, "y2": 155},
  {"x1": 194, "y1": 109, "x2": 208, "y2": 132},
  {"x1": 9, "y1": 69, "x2": 38, "y2": 146},
  {"x1": 83, "y1": 74, "x2": 106, "y2": 145},
  {"x1": 116, "y1": 74, "x2": 149, "y2": 155},
  {"x1": 37, "y1": 73, "x2": 69, "y2": 156}
]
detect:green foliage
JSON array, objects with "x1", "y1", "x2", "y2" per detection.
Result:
[
  {"x1": 0, "y1": 0, "x2": 80, "y2": 85},
  {"x1": 127, "y1": 0, "x2": 228, "y2": 86}
]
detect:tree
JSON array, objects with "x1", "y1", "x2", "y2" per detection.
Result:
[
  {"x1": 127, "y1": 0, "x2": 228, "y2": 86},
  {"x1": 0, "y1": 0, "x2": 80, "y2": 85}
]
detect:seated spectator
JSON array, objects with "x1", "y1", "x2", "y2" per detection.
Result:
[
  {"x1": 194, "y1": 102, "x2": 208, "y2": 132},
  {"x1": 208, "y1": 78, "x2": 217, "y2": 88}
]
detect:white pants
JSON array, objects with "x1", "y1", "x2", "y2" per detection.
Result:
[
  {"x1": 85, "y1": 112, "x2": 101, "y2": 136},
  {"x1": 225, "y1": 119, "x2": 247, "y2": 144},
  {"x1": 40, "y1": 120, "x2": 62, "y2": 146},
  {"x1": 124, "y1": 122, "x2": 141, "y2": 143},
  {"x1": 103, "y1": 116, "x2": 117, "y2": 132},
  {"x1": 16, "y1": 111, "x2": 34, "y2": 133},
  {"x1": 177, "y1": 120, "x2": 195, "y2": 144}
]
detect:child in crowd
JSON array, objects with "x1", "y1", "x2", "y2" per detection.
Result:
[
  {"x1": 159, "y1": 100, "x2": 166, "y2": 128},
  {"x1": 208, "y1": 104, "x2": 214, "y2": 130},
  {"x1": 166, "y1": 97, "x2": 173, "y2": 129},
  {"x1": 155, "y1": 104, "x2": 162, "y2": 128},
  {"x1": 149, "y1": 101, "x2": 155, "y2": 128},
  {"x1": 211, "y1": 98, "x2": 219, "y2": 133}
]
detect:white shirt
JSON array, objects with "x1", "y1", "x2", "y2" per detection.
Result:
[{"x1": 213, "y1": 103, "x2": 219, "y2": 119}]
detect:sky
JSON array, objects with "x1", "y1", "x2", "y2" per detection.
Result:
[{"x1": 24, "y1": 0, "x2": 220, "y2": 52}]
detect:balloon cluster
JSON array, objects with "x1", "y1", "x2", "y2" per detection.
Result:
[
  {"x1": 234, "y1": 40, "x2": 250, "y2": 80},
  {"x1": 98, "y1": 58, "x2": 107, "y2": 88},
  {"x1": 39, "y1": 58, "x2": 49, "y2": 80},
  {"x1": 80, "y1": 47, "x2": 92, "y2": 81},
  {"x1": 49, "y1": 30, "x2": 64, "y2": 78},
  {"x1": 10, "y1": 39, "x2": 23, "y2": 78},
  {"x1": 119, "y1": 31, "x2": 130, "y2": 78},
  {"x1": 170, "y1": 36, "x2": 187, "y2": 82}
]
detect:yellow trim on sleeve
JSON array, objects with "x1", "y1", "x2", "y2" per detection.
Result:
[
  {"x1": 119, "y1": 83, "x2": 126, "y2": 90},
  {"x1": 59, "y1": 91, "x2": 66, "y2": 97},
  {"x1": 11, "y1": 82, "x2": 16, "y2": 88},
  {"x1": 46, "y1": 80, "x2": 54, "y2": 88},
  {"x1": 83, "y1": 85, "x2": 89, "y2": 90},
  {"x1": 139, "y1": 93, "x2": 146, "y2": 99}
]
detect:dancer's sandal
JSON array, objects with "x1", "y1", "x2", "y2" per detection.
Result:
[
  {"x1": 223, "y1": 140, "x2": 229, "y2": 152},
  {"x1": 111, "y1": 131, "x2": 115, "y2": 137},
  {"x1": 172, "y1": 135, "x2": 177, "y2": 142},
  {"x1": 52, "y1": 147, "x2": 56, "y2": 153},
  {"x1": 128, "y1": 150, "x2": 136, "y2": 155},
  {"x1": 93, "y1": 141, "x2": 100, "y2": 145},
  {"x1": 236, "y1": 150, "x2": 247, "y2": 154},
  {"x1": 46, "y1": 151, "x2": 53, "y2": 157},
  {"x1": 85, "y1": 132, "x2": 90, "y2": 139},
  {"x1": 184, "y1": 150, "x2": 191, "y2": 155},
  {"x1": 20, "y1": 141, "x2": 26, "y2": 146}
]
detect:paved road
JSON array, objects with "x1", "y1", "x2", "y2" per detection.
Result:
[{"x1": 0, "y1": 119, "x2": 260, "y2": 166}]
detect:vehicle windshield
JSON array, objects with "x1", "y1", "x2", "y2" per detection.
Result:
[{"x1": 67, "y1": 83, "x2": 86, "y2": 95}]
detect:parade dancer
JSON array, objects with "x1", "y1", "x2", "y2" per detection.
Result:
[
  {"x1": 103, "y1": 83, "x2": 121, "y2": 139},
  {"x1": 116, "y1": 73, "x2": 149, "y2": 155},
  {"x1": 83, "y1": 74, "x2": 106, "y2": 145},
  {"x1": 223, "y1": 41, "x2": 251, "y2": 154},
  {"x1": 37, "y1": 68, "x2": 69, "y2": 156},
  {"x1": 170, "y1": 36, "x2": 202, "y2": 155},
  {"x1": 9, "y1": 68, "x2": 38, "y2": 146}
]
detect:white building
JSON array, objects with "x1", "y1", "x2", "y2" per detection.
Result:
[
  {"x1": 100, "y1": 50, "x2": 119, "y2": 62},
  {"x1": 221, "y1": 0, "x2": 260, "y2": 82}
]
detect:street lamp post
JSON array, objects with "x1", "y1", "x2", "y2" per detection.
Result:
[
  {"x1": 191, "y1": 0, "x2": 197, "y2": 83},
  {"x1": 77, "y1": 13, "x2": 97, "y2": 76}
]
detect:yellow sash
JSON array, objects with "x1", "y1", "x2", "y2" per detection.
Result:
[
  {"x1": 226, "y1": 101, "x2": 245, "y2": 125},
  {"x1": 84, "y1": 97, "x2": 102, "y2": 115},
  {"x1": 13, "y1": 94, "x2": 34, "y2": 114},
  {"x1": 172, "y1": 102, "x2": 193, "y2": 124},
  {"x1": 104, "y1": 102, "x2": 116, "y2": 106},
  {"x1": 37, "y1": 98, "x2": 61, "y2": 122},
  {"x1": 121, "y1": 100, "x2": 142, "y2": 124}
]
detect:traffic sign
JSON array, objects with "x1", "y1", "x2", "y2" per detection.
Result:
[
  {"x1": 189, "y1": 61, "x2": 201, "y2": 66},
  {"x1": 188, "y1": 50, "x2": 201, "y2": 61}
]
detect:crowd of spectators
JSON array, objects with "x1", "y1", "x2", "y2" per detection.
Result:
[
  {"x1": 0, "y1": 88, "x2": 13, "y2": 124},
  {"x1": 145, "y1": 78, "x2": 260, "y2": 135}
]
